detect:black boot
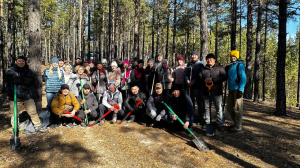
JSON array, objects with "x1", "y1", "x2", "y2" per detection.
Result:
[{"x1": 127, "y1": 115, "x2": 135, "y2": 123}]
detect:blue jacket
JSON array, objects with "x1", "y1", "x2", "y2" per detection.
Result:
[
  {"x1": 43, "y1": 68, "x2": 65, "y2": 93},
  {"x1": 185, "y1": 60, "x2": 205, "y2": 88},
  {"x1": 227, "y1": 61, "x2": 247, "y2": 92}
]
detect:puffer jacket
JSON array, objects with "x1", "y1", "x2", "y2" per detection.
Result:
[
  {"x1": 172, "y1": 65, "x2": 186, "y2": 85},
  {"x1": 43, "y1": 67, "x2": 65, "y2": 93},
  {"x1": 51, "y1": 91, "x2": 80, "y2": 116},
  {"x1": 146, "y1": 90, "x2": 170, "y2": 113},
  {"x1": 227, "y1": 61, "x2": 247, "y2": 92},
  {"x1": 185, "y1": 60, "x2": 205, "y2": 88},
  {"x1": 102, "y1": 89, "x2": 123, "y2": 109},
  {"x1": 64, "y1": 71, "x2": 73, "y2": 84},
  {"x1": 67, "y1": 74, "x2": 90, "y2": 97},
  {"x1": 6, "y1": 64, "x2": 36, "y2": 101},
  {"x1": 199, "y1": 62, "x2": 227, "y2": 96},
  {"x1": 158, "y1": 67, "x2": 174, "y2": 90},
  {"x1": 91, "y1": 69, "x2": 107, "y2": 94},
  {"x1": 108, "y1": 67, "x2": 121, "y2": 88},
  {"x1": 124, "y1": 91, "x2": 147, "y2": 112},
  {"x1": 77, "y1": 92, "x2": 99, "y2": 111}
]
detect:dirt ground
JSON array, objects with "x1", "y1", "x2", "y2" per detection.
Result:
[{"x1": 0, "y1": 86, "x2": 300, "y2": 167}]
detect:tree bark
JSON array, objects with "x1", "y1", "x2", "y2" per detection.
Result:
[
  {"x1": 108, "y1": 0, "x2": 112, "y2": 60},
  {"x1": 172, "y1": 0, "x2": 177, "y2": 67},
  {"x1": 231, "y1": 0, "x2": 237, "y2": 50},
  {"x1": 276, "y1": 0, "x2": 287, "y2": 116},
  {"x1": 73, "y1": 0, "x2": 76, "y2": 63},
  {"x1": 200, "y1": 0, "x2": 208, "y2": 62},
  {"x1": 215, "y1": 3, "x2": 218, "y2": 61},
  {"x1": 156, "y1": 6, "x2": 160, "y2": 58},
  {"x1": 88, "y1": 0, "x2": 91, "y2": 60},
  {"x1": 0, "y1": 0, "x2": 6, "y2": 92},
  {"x1": 79, "y1": 0, "x2": 82, "y2": 59},
  {"x1": 166, "y1": 0, "x2": 170, "y2": 60},
  {"x1": 133, "y1": 0, "x2": 140, "y2": 59},
  {"x1": 28, "y1": 0, "x2": 42, "y2": 113},
  {"x1": 151, "y1": 0, "x2": 155, "y2": 58}
]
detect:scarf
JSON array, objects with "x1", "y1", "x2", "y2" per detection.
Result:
[
  {"x1": 134, "y1": 68, "x2": 145, "y2": 79},
  {"x1": 122, "y1": 68, "x2": 132, "y2": 85},
  {"x1": 99, "y1": 69, "x2": 104, "y2": 74}
]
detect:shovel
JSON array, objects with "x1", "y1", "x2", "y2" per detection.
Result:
[
  {"x1": 10, "y1": 84, "x2": 21, "y2": 152},
  {"x1": 79, "y1": 78, "x2": 88, "y2": 124},
  {"x1": 119, "y1": 98, "x2": 143, "y2": 125},
  {"x1": 206, "y1": 82, "x2": 216, "y2": 137},
  {"x1": 89, "y1": 103, "x2": 120, "y2": 127},
  {"x1": 163, "y1": 103, "x2": 209, "y2": 151}
]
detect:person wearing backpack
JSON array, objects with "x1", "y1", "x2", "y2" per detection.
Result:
[{"x1": 226, "y1": 50, "x2": 246, "y2": 132}]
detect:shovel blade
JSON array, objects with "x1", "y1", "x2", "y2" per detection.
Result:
[
  {"x1": 192, "y1": 137, "x2": 209, "y2": 151},
  {"x1": 10, "y1": 137, "x2": 21, "y2": 152},
  {"x1": 206, "y1": 124, "x2": 216, "y2": 137}
]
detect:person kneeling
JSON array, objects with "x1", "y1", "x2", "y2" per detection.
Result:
[
  {"x1": 77, "y1": 84, "x2": 99, "y2": 126},
  {"x1": 99, "y1": 81, "x2": 124, "y2": 123},
  {"x1": 51, "y1": 84, "x2": 80, "y2": 128}
]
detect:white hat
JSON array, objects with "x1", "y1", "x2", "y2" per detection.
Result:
[
  {"x1": 102, "y1": 59, "x2": 108, "y2": 64},
  {"x1": 111, "y1": 61, "x2": 118, "y2": 67}
]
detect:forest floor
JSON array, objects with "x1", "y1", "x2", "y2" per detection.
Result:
[{"x1": 0, "y1": 77, "x2": 299, "y2": 167}]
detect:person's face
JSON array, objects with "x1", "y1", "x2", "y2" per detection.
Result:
[
  {"x1": 89, "y1": 63, "x2": 94, "y2": 68},
  {"x1": 158, "y1": 55, "x2": 163, "y2": 61},
  {"x1": 83, "y1": 62, "x2": 89, "y2": 67},
  {"x1": 117, "y1": 60, "x2": 122, "y2": 65},
  {"x1": 97, "y1": 64, "x2": 103, "y2": 69},
  {"x1": 162, "y1": 62, "x2": 167, "y2": 68},
  {"x1": 173, "y1": 90, "x2": 180, "y2": 97},
  {"x1": 131, "y1": 86, "x2": 139, "y2": 95},
  {"x1": 83, "y1": 88, "x2": 90, "y2": 95},
  {"x1": 148, "y1": 61, "x2": 153, "y2": 67},
  {"x1": 61, "y1": 89, "x2": 69, "y2": 95},
  {"x1": 132, "y1": 61, "x2": 137, "y2": 66},
  {"x1": 109, "y1": 85, "x2": 116, "y2": 92},
  {"x1": 191, "y1": 54, "x2": 198, "y2": 62},
  {"x1": 76, "y1": 59, "x2": 82, "y2": 64},
  {"x1": 85, "y1": 66, "x2": 90, "y2": 71},
  {"x1": 124, "y1": 64, "x2": 129, "y2": 69},
  {"x1": 155, "y1": 87, "x2": 163, "y2": 94},
  {"x1": 177, "y1": 60, "x2": 184, "y2": 66},
  {"x1": 103, "y1": 63, "x2": 107, "y2": 67},
  {"x1": 15, "y1": 59, "x2": 26, "y2": 68},
  {"x1": 77, "y1": 67, "x2": 84, "y2": 75},
  {"x1": 206, "y1": 58, "x2": 216, "y2": 67},
  {"x1": 138, "y1": 63, "x2": 143, "y2": 68},
  {"x1": 52, "y1": 62, "x2": 58, "y2": 68},
  {"x1": 230, "y1": 56, "x2": 237, "y2": 62},
  {"x1": 64, "y1": 66, "x2": 71, "y2": 73},
  {"x1": 111, "y1": 66, "x2": 117, "y2": 71},
  {"x1": 59, "y1": 61, "x2": 64, "y2": 67}
]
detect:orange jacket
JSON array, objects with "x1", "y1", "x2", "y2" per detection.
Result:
[{"x1": 51, "y1": 91, "x2": 80, "y2": 116}]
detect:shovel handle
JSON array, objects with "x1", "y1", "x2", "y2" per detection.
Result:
[
  {"x1": 14, "y1": 84, "x2": 18, "y2": 133},
  {"x1": 65, "y1": 111, "x2": 82, "y2": 121},
  {"x1": 119, "y1": 112, "x2": 131, "y2": 125},
  {"x1": 206, "y1": 82, "x2": 213, "y2": 91}
]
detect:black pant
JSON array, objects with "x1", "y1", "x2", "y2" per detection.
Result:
[{"x1": 77, "y1": 109, "x2": 98, "y2": 121}]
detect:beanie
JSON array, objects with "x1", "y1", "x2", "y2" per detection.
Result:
[
  {"x1": 177, "y1": 55, "x2": 184, "y2": 61},
  {"x1": 192, "y1": 51, "x2": 199, "y2": 57},
  {"x1": 138, "y1": 59, "x2": 144, "y2": 64},
  {"x1": 108, "y1": 81, "x2": 116, "y2": 87},
  {"x1": 16, "y1": 56, "x2": 27, "y2": 62},
  {"x1": 88, "y1": 60, "x2": 95, "y2": 64},
  {"x1": 230, "y1": 50, "x2": 239, "y2": 59},
  {"x1": 162, "y1": 59, "x2": 168, "y2": 64},
  {"x1": 111, "y1": 61, "x2": 118, "y2": 67},
  {"x1": 60, "y1": 84, "x2": 69, "y2": 90},
  {"x1": 206, "y1": 53, "x2": 216, "y2": 60},
  {"x1": 51, "y1": 57, "x2": 59, "y2": 64},
  {"x1": 83, "y1": 84, "x2": 91, "y2": 89},
  {"x1": 102, "y1": 59, "x2": 108, "y2": 64},
  {"x1": 147, "y1": 58, "x2": 154, "y2": 63},
  {"x1": 124, "y1": 60, "x2": 130, "y2": 65}
]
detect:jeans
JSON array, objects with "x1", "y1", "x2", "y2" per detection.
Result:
[
  {"x1": 46, "y1": 92, "x2": 56, "y2": 110},
  {"x1": 203, "y1": 95, "x2": 223, "y2": 126}
]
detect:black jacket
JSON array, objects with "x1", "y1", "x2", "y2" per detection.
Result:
[
  {"x1": 146, "y1": 90, "x2": 170, "y2": 113},
  {"x1": 124, "y1": 91, "x2": 147, "y2": 112},
  {"x1": 77, "y1": 92, "x2": 99, "y2": 112},
  {"x1": 6, "y1": 64, "x2": 36, "y2": 101},
  {"x1": 199, "y1": 62, "x2": 226, "y2": 96}
]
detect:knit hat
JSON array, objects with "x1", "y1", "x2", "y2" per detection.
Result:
[
  {"x1": 51, "y1": 57, "x2": 59, "y2": 64},
  {"x1": 76, "y1": 57, "x2": 82, "y2": 60},
  {"x1": 117, "y1": 57, "x2": 122, "y2": 61},
  {"x1": 192, "y1": 51, "x2": 199, "y2": 57},
  {"x1": 58, "y1": 58, "x2": 64, "y2": 61},
  {"x1": 95, "y1": 61, "x2": 102, "y2": 65},
  {"x1": 131, "y1": 57, "x2": 138, "y2": 62},
  {"x1": 111, "y1": 61, "x2": 118, "y2": 67},
  {"x1": 177, "y1": 55, "x2": 184, "y2": 61},
  {"x1": 124, "y1": 60, "x2": 130, "y2": 65},
  {"x1": 157, "y1": 53, "x2": 163, "y2": 57},
  {"x1": 206, "y1": 53, "x2": 216, "y2": 60},
  {"x1": 230, "y1": 50, "x2": 239, "y2": 59},
  {"x1": 83, "y1": 84, "x2": 91, "y2": 89},
  {"x1": 16, "y1": 56, "x2": 27, "y2": 62},
  {"x1": 162, "y1": 59, "x2": 168, "y2": 64},
  {"x1": 138, "y1": 59, "x2": 144, "y2": 64},
  {"x1": 60, "y1": 84, "x2": 69, "y2": 90},
  {"x1": 88, "y1": 60, "x2": 95, "y2": 64},
  {"x1": 155, "y1": 83, "x2": 162, "y2": 89},
  {"x1": 102, "y1": 59, "x2": 108, "y2": 64},
  {"x1": 108, "y1": 81, "x2": 116, "y2": 87},
  {"x1": 147, "y1": 58, "x2": 154, "y2": 63}
]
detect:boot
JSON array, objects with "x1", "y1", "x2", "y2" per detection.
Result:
[
  {"x1": 35, "y1": 126, "x2": 49, "y2": 134},
  {"x1": 112, "y1": 113, "x2": 117, "y2": 123},
  {"x1": 127, "y1": 115, "x2": 135, "y2": 123}
]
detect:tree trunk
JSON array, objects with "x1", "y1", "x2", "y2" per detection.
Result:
[
  {"x1": 45, "y1": 32, "x2": 48, "y2": 65},
  {"x1": 133, "y1": 0, "x2": 140, "y2": 59},
  {"x1": 244, "y1": 0, "x2": 253, "y2": 99},
  {"x1": 0, "y1": 0, "x2": 6, "y2": 92},
  {"x1": 298, "y1": 14, "x2": 300, "y2": 108},
  {"x1": 200, "y1": 0, "x2": 208, "y2": 62},
  {"x1": 239, "y1": 0, "x2": 242, "y2": 57},
  {"x1": 79, "y1": 0, "x2": 82, "y2": 59},
  {"x1": 231, "y1": 0, "x2": 237, "y2": 50},
  {"x1": 28, "y1": 0, "x2": 42, "y2": 113},
  {"x1": 151, "y1": 0, "x2": 155, "y2": 58},
  {"x1": 7, "y1": 0, "x2": 13, "y2": 67},
  {"x1": 215, "y1": 3, "x2": 218, "y2": 61},
  {"x1": 166, "y1": 0, "x2": 170, "y2": 59},
  {"x1": 142, "y1": 21, "x2": 145, "y2": 58},
  {"x1": 276, "y1": 0, "x2": 287, "y2": 116},
  {"x1": 108, "y1": 0, "x2": 112, "y2": 60},
  {"x1": 253, "y1": 0, "x2": 262, "y2": 102},
  {"x1": 172, "y1": 0, "x2": 177, "y2": 67},
  {"x1": 88, "y1": 0, "x2": 91, "y2": 60},
  {"x1": 73, "y1": 0, "x2": 76, "y2": 63},
  {"x1": 156, "y1": 7, "x2": 160, "y2": 57}
]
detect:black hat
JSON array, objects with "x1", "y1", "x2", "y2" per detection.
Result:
[
  {"x1": 60, "y1": 84, "x2": 69, "y2": 90},
  {"x1": 206, "y1": 53, "x2": 216, "y2": 60},
  {"x1": 138, "y1": 59, "x2": 144, "y2": 64},
  {"x1": 58, "y1": 58, "x2": 64, "y2": 61},
  {"x1": 131, "y1": 57, "x2": 138, "y2": 62},
  {"x1": 95, "y1": 61, "x2": 102, "y2": 65},
  {"x1": 16, "y1": 56, "x2": 27, "y2": 61},
  {"x1": 171, "y1": 85, "x2": 181, "y2": 93},
  {"x1": 192, "y1": 51, "x2": 199, "y2": 57},
  {"x1": 76, "y1": 57, "x2": 82, "y2": 60},
  {"x1": 83, "y1": 84, "x2": 91, "y2": 89}
]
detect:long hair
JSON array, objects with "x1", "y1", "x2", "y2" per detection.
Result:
[{"x1": 49, "y1": 64, "x2": 62, "y2": 79}]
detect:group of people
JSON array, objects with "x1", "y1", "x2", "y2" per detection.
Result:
[{"x1": 7, "y1": 49, "x2": 246, "y2": 134}]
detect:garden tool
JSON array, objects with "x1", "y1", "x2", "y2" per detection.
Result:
[
  {"x1": 222, "y1": 81, "x2": 227, "y2": 123},
  {"x1": 163, "y1": 102, "x2": 209, "y2": 151},
  {"x1": 59, "y1": 105, "x2": 81, "y2": 121},
  {"x1": 80, "y1": 78, "x2": 88, "y2": 124},
  {"x1": 10, "y1": 84, "x2": 21, "y2": 152},
  {"x1": 150, "y1": 62, "x2": 162, "y2": 95},
  {"x1": 119, "y1": 98, "x2": 144, "y2": 125},
  {"x1": 97, "y1": 70, "x2": 101, "y2": 102},
  {"x1": 189, "y1": 66, "x2": 193, "y2": 96},
  {"x1": 206, "y1": 82, "x2": 216, "y2": 137},
  {"x1": 89, "y1": 103, "x2": 120, "y2": 127}
]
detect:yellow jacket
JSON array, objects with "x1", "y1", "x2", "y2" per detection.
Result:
[{"x1": 51, "y1": 91, "x2": 80, "y2": 116}]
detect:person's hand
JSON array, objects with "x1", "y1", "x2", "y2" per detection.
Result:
[
  {"x1": 84, "y1": 110, "x2": 90, "y2": 114},
  {"x1": 237, "y1": 91, "x2": 243, "y2": 99},
  {"x1": 172, "y1": 115, "x2": 178, "y2": 121},
  {"x1": 205, "y1": 78, "x2": 212, "y2": 83},
  {"x1": 110, "y1": 106, "x2": 115, "y2": 111},
  {"x1": 64, "y1": 114, "x2": 72, "y2": 118},
  {"x1": 71, "y1": 110, "x2": 76, "y2": 116},
  {"x1": 42, "y1": 71, "x2": 44, "y2": 75},
  {"x1": 156, "y1": 115, "x2": 162, "y2": 121},
  {"x1": 187, "y1": 81, "x2": 193, "y2": 88},
  {"x1": 183, "y1": 122, "x2": 189, "y2": 129},
  {"x1": 113, "y1": 108, "x2": 119, "y2": 113},
  {"x1": 150, "y1": 110, "x2": 157, "y2": 118},
  {"x1": 80, "y1": 99, "x2": 86, "y2": 105}
]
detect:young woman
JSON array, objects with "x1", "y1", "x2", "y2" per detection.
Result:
[
  {"x1": 67, "y1": 65, "x2": 90, "y2": 97},
  {"x1": 158, "y1": 59, "x2": 174, "y2": 92},
  {"x1": 63, "y1": 64, "x2": 73, "y2": 84},
  {"x1": 92, "y1": 61, "x2": 107, "y2": 102},
  {"x1": 172, "y1": 55, "x2": 186, "y2": 90}
]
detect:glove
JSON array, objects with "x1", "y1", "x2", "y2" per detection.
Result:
[
  {"x1": 237, "y1": 91, "x2": 243, "y2": 99},
  {"x1": 156, "y1": 115, "x2": 162, "y2": 121},
  {"x1": 150, "y1": 110, "x2": 157, "y2": 118}
]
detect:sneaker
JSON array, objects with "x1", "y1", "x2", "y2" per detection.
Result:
[
  {"x1": 230, "y1": 126, "x2": 242, "y2": 133},
  {"x1": 217, "y1": 126, "x2": 225, "y2": 132},
  {"x1": 98, "y1": 119, "x2": 105, "y2": 126},
  {"x1": 127, "y1": 115, "x2": 135, "y2": 123},
  {"x1": 66, "y1": 123, "x2": 74, "y2": 129},
  {"x1": 112, "y1": 114, "x2": 117, "y2": 123},
  {"x1": 35, "y1": 126, "x2": 49, "y2": 134}
]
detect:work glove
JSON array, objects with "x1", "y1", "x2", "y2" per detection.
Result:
[
  {"x1": 150, "y1": 110, "x2": 157, "y2": 118},
  {"x1": 237, "y1": 91, "x2": 243, "y2": 99},
  {"x1": 156, "y1": 115, "x2": 162, "y2": 121}
]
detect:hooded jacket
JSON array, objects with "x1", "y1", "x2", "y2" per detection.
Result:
[
  {"x1": 67, "y1": 74, "x2": 90, "y2": 97},
  {"x1": 43, "y1": 67, "x2": 65, "y2": 93},
  {"x1": 77, "y1": 92, "x2": 99, "y2": 111},
  {"x1": 51, "y1": 91, "x2": 80, "y2": 116},
  {"x1": 146, "y1": 90, "x2": 170, "y2": 113},
  {"x1": 92, "y1": 69, "x2": 107, "y2": 94},
  {"x1": 226, "y1": 61, "x2": 247, "y2": 92}
]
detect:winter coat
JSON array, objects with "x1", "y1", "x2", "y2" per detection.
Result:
[
  {"x1": 51, "y1": 91, "x2": 80, "y2": 116},
  {"x1": 77, "y1": 92, "x2": 99, "y2": 111},
  {"x1": 64, "y1": 71, "x2": 73, "y2": 84},
  {"x1": 153, "y1": 61, "x2": 162, "y2": 70},
  {"x1": 42, "y1": 67, "x2": 65, "y2": 93},
  {"x1": 146, "y1": 90, "x2": 170, "y2": 114},
  {"x1": 108, "y1": 67, "x2": 121, "y2": 88},
  {"x1": 199, "y1": 62, "x2": 227, "y2": 96},
  {"x1": 168, "y1": 90, "x2": 194, "y2": 122},
  {"x1": 6, "y1": 64, "x2": 36, "y2": 101},
  {"x1": 120, "y1": 68, "x2": 132, "y2": 91},
  {"x1": 130, "y1": 68, "x2": 147, "y2": 92},
  {"x1": 102, "y1": 89, "x2": 123, "y2": 109},
  {"x1": 91, "y1": 69, "x2": 107, "y2": 95},
  {"x1": 185, "y1": 60, "x2": 205, "y2": 88},
  {"x1": 226, "y1": 61, "x2": 247, "y2": 92},
  {"x1": 72, "y1": 62, "x2": 83, "y2": 73},
  {"x1": 124, "y1": 91, "x2": 147, "y2": 112},
  {"x1": 158, "y1": 67, "x2": 174, "y2": 90},
  {"x1": 172, "y1": 65, "x2": 186, "y2": 85},
  {"x1": 67, "y1": 74, "x2": 90, "y2": 97}
]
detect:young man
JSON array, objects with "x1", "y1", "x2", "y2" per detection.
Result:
[
  {"x1": 153, "y1": 53, "x2": 163, "y2": 69},
  {"x1": 6, "y1": 56, "x2": 48, "y2": 133},
  {"x1": 226, "y1": 50, "x2": 246, "y2": 132},
  {"x1": 199, "y1": 53, "x2": 227, "y2": 132},
  {"x1": 51, "y1": 84, "x2": 80, "y2": 128}
]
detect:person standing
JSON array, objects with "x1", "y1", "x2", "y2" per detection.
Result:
[
  {"x1": 226, "y1": 50, "x2": 246, "y2": 132},
  {"x1": 145, "y1": 58, "x2": 156, "y2": 96},
  {"x1": 120, "y1": 60, "x2": 132, "y2": 100},
  {"x1": 91, "y1": 61, "x2": 107, "y2": 102},
  {"x1": 58, "y1": 58, "x2": 65, "y2": 69},
  {"x1": 153, "y1": 53, "x2": 163, "y2": 69},
  {"x1": 108, "y1": 61, "x2": 122, "y2": 88},
  {"x1": 72, "y1": 57, "x2": 83, "y2": 73},
  {"x1": 172, "y1": 55, "x2": 186, "y2": 90},
  {"x1": 158, "y1": 59, "x2": 174, "y2": 92},
  {"x1": 131, "y1": 59, "x2": 147, "y2": 93},
  {"x1": 63, "y1": 64, "x2": 73, "y2": 84},
  {"x1": 67, "y1": 65, "x2": 90, "y2": 97}
]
